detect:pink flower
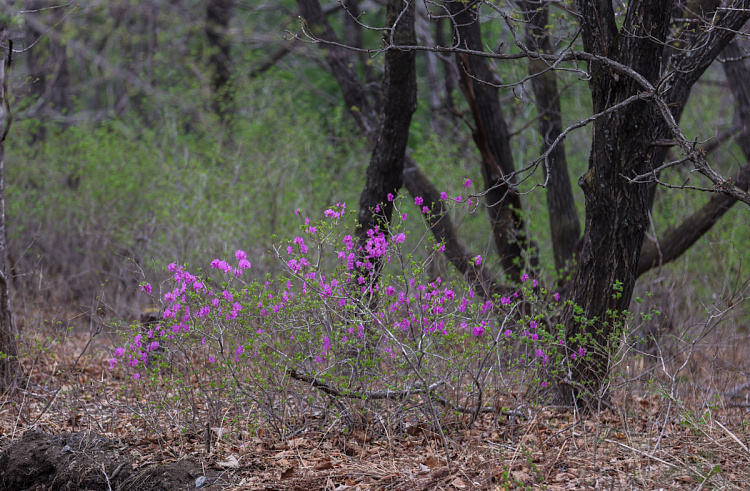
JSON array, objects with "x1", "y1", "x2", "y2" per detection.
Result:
[
  {"x1": 414, "y1": 196, "x2": 423, "y2": 206},
  {"x1": 133, "y1": 373, "x2": 140, "y2": 380},
  {"x1": 473, "y1": 325, "x2": 485, "y2": 337},
  {"x1": 422, "y1": 206, "x2": 429, "y2": 214},
  {"x1": 235, "y1": 250, "x2": 247, "y2": 261},
  {"x1": 554, "y1": 292, "x2": 560, "y2": 301},
  {"x1": 387, "y1": 193, "x2": 395, "y2": 201},
  {"x1": 474, "y1": 255, "x2": 482, "y2": 266},
  {"x1": 521, "y1": 273, "x2": 530, "y2": 282},
  {"x1": 463, "y1": 178, "x2": 471, "y2": 187},
  {"x1": 209, "y1": 355, "x2": 216, "y2": 364},
  {"x1": 393, "y1": 233, "x2": 406, "y2": 243},
  {"x1": 140, "y1": 283, "x2": 152, "y2": 294},
  {"x1": 401, "y1": 213, "x2": 407, "y2": 220},
  {"x1": 455, "y1": 195, "x2": 462, "y2": 202},
  {"x1": 440, "y1": 192, "x2": 448, "y2": 200}
]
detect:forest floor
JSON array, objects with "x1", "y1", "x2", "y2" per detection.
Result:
[{"x1": 1, "y1": 330, "x2": 749, "y2": 490}]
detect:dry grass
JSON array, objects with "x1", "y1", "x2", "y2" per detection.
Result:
[{"x1": 0, "y1": 314, "x2": 748, "y2": 490}]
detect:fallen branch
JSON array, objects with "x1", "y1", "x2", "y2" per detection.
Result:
[
  {"x1": 288, "y1": 369, "x2": 445, "y2": 399},
  {"x1": 289, "y1": 368, "x2": 525, "y2": 419}
]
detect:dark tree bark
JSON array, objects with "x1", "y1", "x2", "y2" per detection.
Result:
[
  {"x1": 206, "y1": 0, "x2": 234, "y2": 121},
  {"x1": 557, "y1": 0, "x2": 750, "y2": 405},
  {"x1": 446, "y1": 0, "x2": 530, "y2": 282},
  {"x1": 355, "y1": 0, "x2": 417, "y2": 244},
  {"x1": 297, "y1": 0, "x2": 501, "y2": 295},
  {"x1": 0, "y1": 36, "x2": 17, "y2": 389},
  {"x1": 520, "y1": 1, "x2": 581, "y2": 273}
]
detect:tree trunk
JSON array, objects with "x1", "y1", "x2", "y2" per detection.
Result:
[
  {"x1": 521, "y1": 1, "x2": 580, "y2": 273},
  {"x1": 206, "y1": 0, "x2": 234, "y2": 121},
  {"x1": 557, "y1": 0, "x2": 750, "y2": 405},
  {"x1": 0, "y1": 35, "x2": 18, "y2": 390},
  {"x1": 355, "y1": 0, "x2": 416, "y2": 245},
  {"x1": 556, "y1": 0, "x2": 674, "y2": 405},
  {"x1": 446, "y1": 0, "x2": 530, "y2": 282}
]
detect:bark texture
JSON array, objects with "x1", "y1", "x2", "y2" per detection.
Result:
[
  {"x1": 446, "y1": 0, "x2": 530, "y2": 282},
  {"x1": 0, "y1": 38, "x2": 17, "y2": 389},
  {"x1": 559, "y1": 0, "x2": 750, "y2": 405},
  {"x1": 355, "y1": 0, "x2": 417, "y2": 242}
]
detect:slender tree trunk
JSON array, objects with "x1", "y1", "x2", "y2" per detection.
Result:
[
  {"x1": 446, "y1": 0, "x2": 530, "y2": 282},
  {"x1": 355, "y1": 0, "x2": 416, "y2": 245},
  {"x1": 206, "y1": 0, "x2": 234, "y2": 121},
  {"x1": 0, "y1": 35, "x2": 18, "y2": 390},
  {"x1": 521, "y1": 1, "x2": 580, "y2": 273}
]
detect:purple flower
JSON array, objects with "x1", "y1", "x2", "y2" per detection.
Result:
[
  {"x1": 140, "y1": 283, "x2": 152, "y2": 294},
  {"x1": 521, "y1": 273, "x2": 530, "y2": 282},
  {"x1": 463, "y1": 178, "x2": 471, "y2": 188},
  {"x1": 393, "y1": 233, "x2": 406, "y2": 244},
  {"x1": 532, "y1": 278, "x2": 538, "y2": 288},
  {"x1": 554, "y1": 292, "x2": 560, "y2": 301},
  {"x1": 133, "y1": 373, "x2": 140, "y2": 380},
  {"x1": 455, "y1": 195, "x2": 462, "y2": 202},
  {"x1": 504, "y1": 329, "x2": 513, "y2": 337},
  {"x1": 414, "y1": 196, "x2": 424, "y2": 206},
  {"x1": 474, "y1": 255, "x2": 482, "y2": 266},
  {"x1": 401, "y1": 213, "x2": 407, "y2": 220},
  {"x1": 541, "y1": 381, "x2": 548, "y2": 388},
  {"x1": 235, "y1": 250, "x2": 247, "y2": 261},
  {"x1": 234, "y1": 345, "x2": 244, "y2": 362},
  {"x1": 422, "y1": 206, "x2": 429, "y2": 214},
  {"x1": 473, "y1": 325, "x2": 485, "y2": 337},
  {"x1": 209, "y1": 355, "x2": 216, "y2": 364},
  {"x1": 387, "y1": 193, "x2": 395, "y2": 202},
  {"x1": 440, "y1": 192, "x2": 448, "y2": 200}
]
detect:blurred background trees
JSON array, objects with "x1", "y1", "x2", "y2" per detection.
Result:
[{"x1": 3, "y1": 0, "x2": 750, "y2": 395}]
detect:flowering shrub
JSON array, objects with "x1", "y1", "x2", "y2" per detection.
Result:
[{"x1": 110, "y1": 192, "x2": 590, "y2": 438}]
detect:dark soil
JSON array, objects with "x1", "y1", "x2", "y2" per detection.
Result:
[{"x1": 0, "y1": 430, "x2": 225, "y2": 491}]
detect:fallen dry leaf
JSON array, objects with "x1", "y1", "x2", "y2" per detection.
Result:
[
  {"x1": 451, "y1": 476, "x2": 467, "y2": 489},
  {"x1": 217, "y1": 455, "x2": 239, "y2": 468},
  {"x1": 314, "y1": 460, "x2": 334, "y2": 471}
]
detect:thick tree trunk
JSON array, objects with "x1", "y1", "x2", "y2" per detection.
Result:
[
  {"x1": 0, "y1": 37, "x2": 17, "y2": 390},
  {"x1": 557, "y1": 0, "x2": 674, "y2": 405},
  {"x1": 446, "y1": 0, "x2": 530, "y2": 282},
  {"x1": 355, "y1": 0, "x2": 417, "y2": 243},
  {"x1": 557, "y1": 0, "x2": 750, "y2": 405},
  {"x1": 521, "y1": 1, "x2": 580, "y2": 273},
  {"x1": 206, "y1": 0, "x2": 234, "y2": 121}
]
